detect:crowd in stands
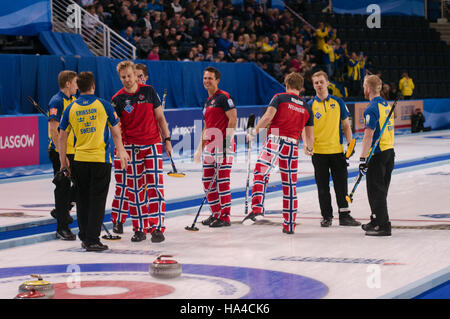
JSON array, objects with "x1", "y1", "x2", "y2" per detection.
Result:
[{"x1": 75, "y1": 0, "x2": 408, "y2": 99}]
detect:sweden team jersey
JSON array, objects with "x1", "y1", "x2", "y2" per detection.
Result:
[
  {"x1": 308, "y1": 95, "x2": 350, "y2": 154},
  {"x1": 59, "y1": 95, "x2": 119, "y2": 163},
  {"x1": 363, "y1": 96, "x2": 394, "y2": 156},
  {"x1": 48, "y1": 91, "x2": 77, "y2": 154}
]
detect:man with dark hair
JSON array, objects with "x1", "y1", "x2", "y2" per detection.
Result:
[
  {"x1": 243, "y1": 72, "x2": 314, "y2": 235},
  {"x1": 135, "y1": 63, "x2": 149, "y2": 84},
  {"x1": 194, "y1": 66, "x2": 237, "y2": 228},
  {"x1": 58, "y1": 71, "x2": 129, "y2": 251},
  {"x1": 47, "y1": 70, "x2": 78, "y2": 241}
]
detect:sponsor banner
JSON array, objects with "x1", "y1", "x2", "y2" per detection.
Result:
[
  {"x1": 0, "y1": 116, "x2": 40, "y2": 168},
  {"x1": 353, "y1": 100, "x2": 423, "y2": 133}
]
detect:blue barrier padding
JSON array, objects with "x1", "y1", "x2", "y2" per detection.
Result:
[{"x1": 0, "y1": 54, "x2": 284, "y2": 115}]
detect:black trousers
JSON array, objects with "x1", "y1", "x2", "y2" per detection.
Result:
[
  {"x1": 312, "y1": 153, "x2": 349, "y2": 219},
  {"x1": 49, "y1": 149, "x2": 75, "y2": 228},
  {"x1": 366, "y1": 148, "x2": 395, "y2": 227},
  {"x1": 71, "y1": 161, "x2": 112, "y2": 245}
]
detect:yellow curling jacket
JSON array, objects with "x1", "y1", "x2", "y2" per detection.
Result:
[
  {"x1": 363, "y1": 96, "x2": 394, "y2": 156},
  {"x1": 59, "y1": 94, "x2": 119, "y2": 163},
  {"x1": 307, "y1": 95, "x2": 350, "y2": 154},
  {"x1": 48, "y1": 91, "x2": 77, "y2": 154}
]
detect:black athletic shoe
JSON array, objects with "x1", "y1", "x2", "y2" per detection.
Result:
[
  {"x1": 151, "y1": 229, "x2": 165, "y2": 243},
  {"x1": 56, "y1": 228, "x2": 76, "y2": 241},
  {"x1": 362, "y1": 221, "x2": 377, "y2": 231},
  {"x1": 242, "y1": 212, "x2": 263, "y2": 225},
  {"x1": 339, "y1": 214, "x2": 361, "y2": 226},
  {"x1": 84, "y1": 242, "x2": 109, "y2": 252},
  {"x1": 365, "y1": 222, "x2": 392, "y2": 237},
  {"x1": 282, "y1": 228, "x2": 294, "y2": 235},
  {"x1": 209, "y1": 219, "x2": 230, "y2": 228},
  {"x1": 113, "y1": 221, "x2": 123, "y2": 234},
  {"x1": 131, "y1": 231, "x2": 146, "y2": 242},
  {"x1": 320, "y1": 218, "x2": 332, "y2": 227},
  {"x1": 201, "y1": 215, "x2": 217, "y2": 226}
]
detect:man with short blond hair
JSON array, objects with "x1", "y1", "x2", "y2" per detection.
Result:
[
  {"x1": 308, "y1": 70, "x2": 360, "y2": 228},
  {"x1": 48, "y1": 70, "x2": 78, "y2": 241},
  {"x1": 359, "y1": 75, "x2": 395, "y2": 236},
  {"x1": 110, "y1": 61, "x2": 172, "y2": 243}
]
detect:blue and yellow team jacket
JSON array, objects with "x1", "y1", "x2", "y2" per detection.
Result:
[
  {"x1": 48, "y1": 91, "x2": 77, "y2": 154},
  {"x1": 59, "y1": 94, "x2": 119, "y2": 163},
  {"x1": 363, "y1": 96, "x2": 394, "y2": 156},
  {"x1": 307, "y1": 95, "x2": 350, "y2": 154}
]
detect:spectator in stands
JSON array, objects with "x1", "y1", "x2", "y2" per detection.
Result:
[
  {"x1": 171, "y1": 0, "x2": 185, "y2": 15},
  {"x1": 136, "y1": 27, "x2": 153, "y2": 59},
  {"x1": 163, "y1": 45, "x2": 180, "y2": 61},
  {"x1": 136, "y1": 11, "x2": 152, "y2": 34},
  {"x1": 321, "y1": 37, "x2": 335, "y2": 79},
  {"x1": 121, "y1": 26, "x2": 136, "y2": 46},
  {"x1": 399, "y1": 72, "x2": 415, "y2": 100},
  {"x1": 96, "y1": 4, "x2": 112, "y2": 28},
  {"x1": 84, "y1": 5, "x2": 100, "y2": 38},
  {"x1": 347, "y1": 52, "x2": 363, "y2": 97},
  {"x1": 217, "y1": 31, "x2": 233, "y2": 55},
  {"x1": 147, "y1": 44, "x2": 160, "y2": 61},
  {"x1": 314, "y1": 22, "x2": 328, "y2": 51},
  {"x1": 147, "y1": 0, "x2": 164, "y2": 12}
]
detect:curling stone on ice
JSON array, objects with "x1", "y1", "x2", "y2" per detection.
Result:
[
  {"x1": 15, "y1": 274, "x2": 55, "y2": 299},
  {"x1": 149, "y1": 255, "x2": 182, "y2": 279}
]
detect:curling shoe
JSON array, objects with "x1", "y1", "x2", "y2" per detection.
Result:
[
  {"x1": 365, "y1": 222, "x2": 392, "y2": 237},
  {"x1": 131, "y1": 231, "x2": 146, "y2": 242},
  {"x1": 112, "y1": 221, "x2": 123, "y2": 234},
  {"x1": 362, "y1": 220, "x2": 377, "y2": 232},
  {"x1": 151, "y1": 229, "x2": 165, "y2": 243},
  {"x1": 282, "y1": 228, "x2": 294, "y2": 235},
  {"x1": 84, "y1": 242, "x2": 109, "y2": 252},
  {"x1": 209, "y1": 218, "x2": 230, "y2": 228},
  {"x1": 242, "y1": 212, "x2": 263, "y2": 225},
  {"x1": 56, "y1": 227, "x2": 76, "y2": 241},
  {"x1": 339, "y1": 213, "x2": 361, "y2": 226},
  {"x1": 201, "y1": 215, "x2": 217, "y2": 226},
  {"x1": 320, "y1": 218, "x2": 332, "y2": 227}
]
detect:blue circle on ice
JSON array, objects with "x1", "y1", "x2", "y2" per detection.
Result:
[{"x1": 0, "y1": 263, "x2": 328, "y2": 299}]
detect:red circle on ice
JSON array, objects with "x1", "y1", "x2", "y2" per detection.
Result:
[{"x1": 52, "y1": 280, "x2": 174, "y2": 299}]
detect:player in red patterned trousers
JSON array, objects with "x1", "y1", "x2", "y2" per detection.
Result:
[
  {"x1": 110, "y1": 61, "x2": 172, "y2": 243},
  {"x1": 243, "y1": 72, "x2": 314, "y2": 234},
  {"x1": 194, "y1": 66, "x2": 237, "y2": 228}
]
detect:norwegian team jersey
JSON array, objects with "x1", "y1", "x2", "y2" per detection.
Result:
[
  {"x1": 363, "y1": 96, "x2": 394, "y2": 156},
  {"x1": 308, "y1": 94, "x2": 350, "y2": 154},
  {"x1": 111, "y1": 84, "x2": 161, "y2": 145},
  {"x1": 268, "y1": 92, "x2": 313, "y2": 140},
  {"x1": 203, "y1": 89, "x2": 235, "y2": 144},
  {"x1": 48, "y1": 91, "x2": 77, "y2": 154}
]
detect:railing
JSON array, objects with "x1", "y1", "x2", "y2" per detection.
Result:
[{"x1": 50, "y1": 0, "x2": 136, "y2": 60}]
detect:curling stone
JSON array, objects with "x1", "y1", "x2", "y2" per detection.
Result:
[
  {"x1": 17, "y1": 274, "x2": 54, "y2": 299},
  {"x1": 149, "y1": 255, "x2": 182, "y2": 279}
]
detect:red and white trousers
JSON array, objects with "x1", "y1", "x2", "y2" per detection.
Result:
[
  {"x1": 251, "y1": 136, "x2": 299, "y2": 233},
  {"x1": 111, "y1": 143, "x2": 166, "y2": 234},
  {"x1": 202, "y1": 142, "x2": 235, "y2": 223}
]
